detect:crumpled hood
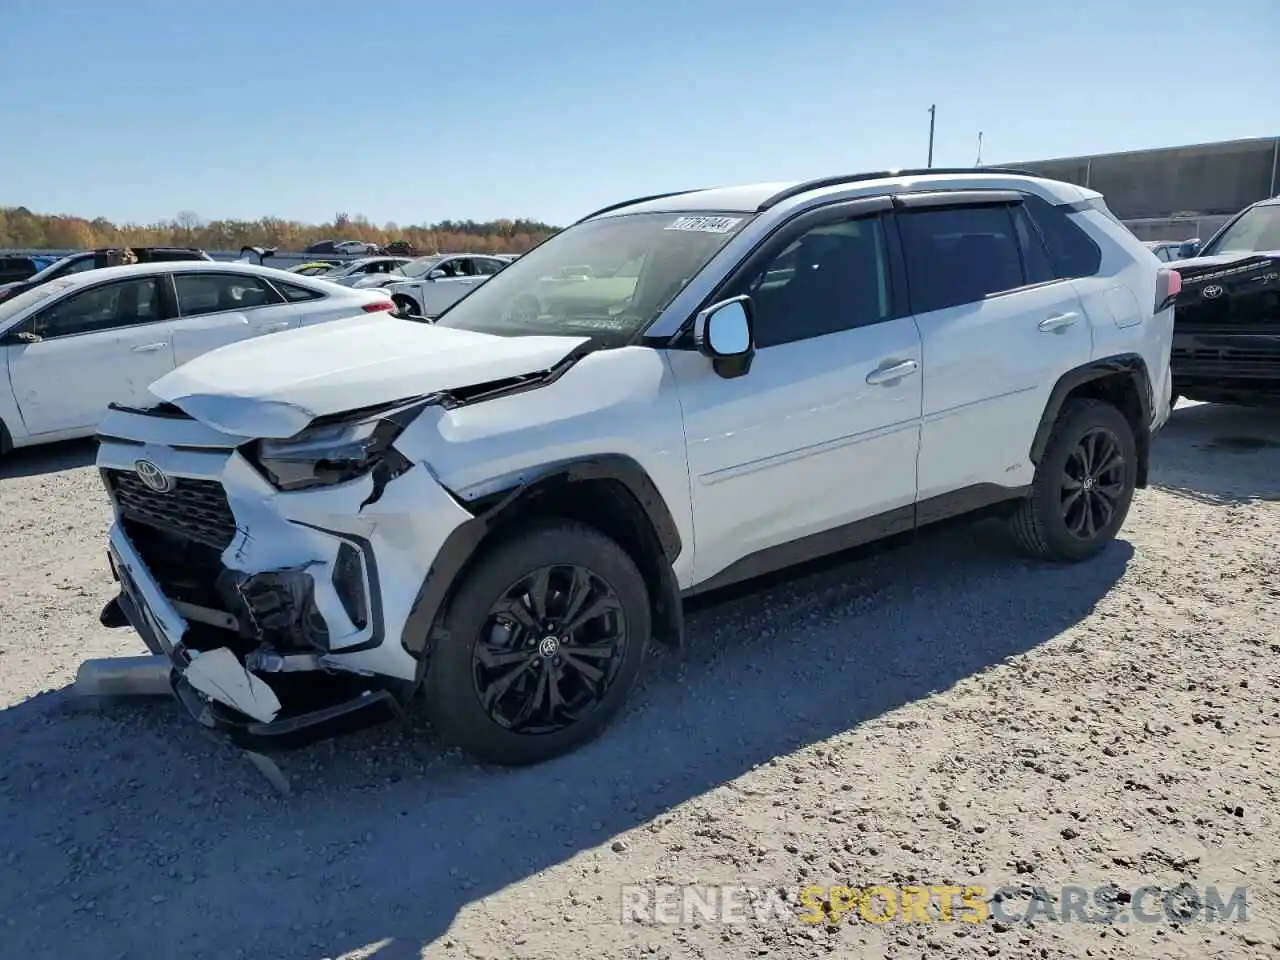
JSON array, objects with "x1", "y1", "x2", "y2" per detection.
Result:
[{"x1": 149, "y1": 314, "x2": 591, "y2": 438}]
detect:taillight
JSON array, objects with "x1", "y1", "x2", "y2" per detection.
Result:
[
  {"x1": 362, "y1": 300, "x2": 394, "y2": 313},
  {"x1": 1155, "y1": 268, "x2": 1181, "y2": 313}
]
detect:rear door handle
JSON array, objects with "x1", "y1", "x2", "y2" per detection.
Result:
[
  {"x1": 259, "y1": 322, "x2": 290, "y2": 332},
  {"x1": 1038, "y1": 312, "x2": 1079, "y2": 333},
  {"x1": 131, "y1": 342, "x2": 166, "y2": 353},
  {"x1": 865, "y1": 359, "x2": 920, "y2": 385}
]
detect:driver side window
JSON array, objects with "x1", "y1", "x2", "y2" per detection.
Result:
[
  {"x1": 29, "y1": 277, "x2": 161, "y2": 339},
  {"x1": 742, "y1": 215, "x2": 891, "y2": 348}
]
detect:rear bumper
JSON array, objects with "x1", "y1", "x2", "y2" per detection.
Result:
[{"x1": 1172, "y1": 330, "x2": 1280, "y2": 399}]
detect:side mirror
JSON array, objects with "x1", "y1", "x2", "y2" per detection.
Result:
[
  {"x1": 693, "y1": 296, "x2": 755, "y2": 379},
  {"x1": 427, "y1": 269, "x2": 446, "y2": 281},
  {"x1": 1178, "y1": 239, "x2": 1201, "y2": 259},
  {"x1": 3, "y1": 329, "x2": 41, "y2": 345}
]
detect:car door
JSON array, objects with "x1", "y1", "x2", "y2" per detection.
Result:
[
  {"x1": 667, "y1": 201, "x2": 924, "y2": 586},
  {"x1": 419, "y1": 257, "x2": 483, "y2": 316},
  {"x1": 893, "y1": 192, "x2": 1092, "y2": 504},
  {"x1": 168, "y1": 271, "x2": 302, "y2": 365},
  {"x1": 4, "y1": 275, "x2": 179, "y2": 435}
]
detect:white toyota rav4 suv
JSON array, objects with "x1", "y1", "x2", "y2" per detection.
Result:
[{"x1": 93, "y1": 168, "x2": 1179, "y2": 766}]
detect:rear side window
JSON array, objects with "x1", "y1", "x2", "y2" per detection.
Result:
[
  {"x1": 897, "y1": 205, "x2": 1026, "y2": 313},
  {"x1": 1021, "y1": 194, "x2": 1102, "y2": 279},
  {"x1": 174, "y1": 273, "x2": 283, "y2": 316},
  {"x1": 274, "y1": 280, "x2": 325, "y2": 303}
]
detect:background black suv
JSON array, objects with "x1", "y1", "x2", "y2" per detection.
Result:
[{"x1": 0, "y1": 247, "x2": 213, "y2": 302}]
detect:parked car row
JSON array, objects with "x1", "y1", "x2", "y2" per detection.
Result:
[
  {"x1": 83, "y1": 167, "x2": 1188, "y2": 771},
  {"x1": 0, "y1": 261, "x2": 393, "y2": 452},
  {"x1": 303, "y1": 238, "x2": 419, "y2": 257}
]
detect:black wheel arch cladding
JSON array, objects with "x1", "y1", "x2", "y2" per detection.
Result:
[
  {"x1": 400, "y1": 453, "x2": 686, "y2": 665},
  {"x1": 1031, "y1": 354, "x2": 1153, "y2": 489}
]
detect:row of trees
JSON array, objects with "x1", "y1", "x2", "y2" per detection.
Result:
[{"x1": 0, "y1": 206, "x2": 561, "y2": 255}]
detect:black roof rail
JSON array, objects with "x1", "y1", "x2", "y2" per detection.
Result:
[
  {"x1": 573, "y1": 189, "x2": 709, "y2": 225},
  {"x1": 756, "y1": 167, "x2": 1040, "y2": 211}
]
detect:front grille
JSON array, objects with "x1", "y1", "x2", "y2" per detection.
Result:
[
  {"x1": 105, "y1": 468, "x2": 237, "y2": 552},
  {"x1": 1171, "y1": 346, "x2": 1280, "y2": 381}
]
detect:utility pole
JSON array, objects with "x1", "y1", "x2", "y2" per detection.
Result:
[
  {"x1": 927, "y1": 104, "x2": 936, "y2": 167},
  {"x1": 975, "y1": 131, "x2": 983, "y2": 167}
]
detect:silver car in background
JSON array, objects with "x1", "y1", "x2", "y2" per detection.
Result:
[{"x1": 384, "y1": 253, "x2": 509, "y2": 318}]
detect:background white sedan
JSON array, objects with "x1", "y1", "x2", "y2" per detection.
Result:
[{"x1": 0, "y1": 260, "x2": 394, "y2": 452}]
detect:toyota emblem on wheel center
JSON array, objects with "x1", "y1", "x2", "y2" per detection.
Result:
[
  {"x1": 133, "y1": 459, "x2": 173, "y2": 493},
  {"x1": 1202, "y1": 284, "x2": 1224, "y2": 299}
]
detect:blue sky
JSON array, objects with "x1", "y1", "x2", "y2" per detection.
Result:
[{"x1": 1, "y1": 0, "x2": 1275, "y2": 227}]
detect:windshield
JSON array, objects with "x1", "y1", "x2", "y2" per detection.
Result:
[
  {"x1": 23, "y1": 254, "x2": 88, "y2": 284},
  {"x1": 328, "y1": 259, "x2": 374, "y2": 276},
  {"x1": 398, "y1": 255, "x2": 444, "y2": 279},
  {"x1": 433, "y1": 211, "x2": 752, "y2": 346},
  {"x1": 0, "y1": 278, "x2": 77, "y2": 328},
  {"x1": 1203, "y1": 203, "x2": 1280, "y2": 256}
]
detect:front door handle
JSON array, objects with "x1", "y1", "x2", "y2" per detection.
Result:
[
  {"x1": 259, "y1": 322, "x2": 290, "y2": 332},
  {"x1": 131, "y1": 342, "x2": 167, "y2": 353},
  {"x1": 865, "y1": 359, "x2": 920, "y2": 385},
  {"x1": 1038, "y1": 312, "x2": 1079, "y2": 333}
]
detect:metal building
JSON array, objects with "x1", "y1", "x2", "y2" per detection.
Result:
[{"x1": 997, "y1": 136, "x2": 1280, "y2": 242}]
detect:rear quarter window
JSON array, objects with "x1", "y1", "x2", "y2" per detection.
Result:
[
  {"x1": 273, "y1": 280, "x2": 326, "y2": 302},
  {"x1": 1021, "y1": 194, "x2": 1102, "y2": 279}
]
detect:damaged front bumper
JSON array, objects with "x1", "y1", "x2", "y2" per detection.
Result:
[
  {"x1": 94, "y1": 403, "x2": 477, "y2": 750},
  {"x1": 103, "y1": 517, "x2": 404, "y2": 748}
]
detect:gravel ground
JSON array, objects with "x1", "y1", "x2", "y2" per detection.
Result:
[{"x1": 0, "y1": 399, "x2": 1277, "y2": 960}]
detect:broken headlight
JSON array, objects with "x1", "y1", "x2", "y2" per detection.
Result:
[{"x1": 249, "y1": 402, "x2": 425, "y2": 492}]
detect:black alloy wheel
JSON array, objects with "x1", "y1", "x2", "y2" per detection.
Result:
[
  {"x1": 421, "y1": 519, "x2": 651, "y2": 766},
  {"x1": 472, "y1": 564, "x2": 629, "y2": 735},
  {"x1": 1008, "y1": 397, "x2": 1138, "y2": 562},
  {"x1": 1060, "y1": 427, "x2": 1126, "y2": 541}
]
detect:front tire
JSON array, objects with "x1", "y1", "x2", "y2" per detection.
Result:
[
  {"x1": 392, "y1": 295, "x2": 419, "y2": 318},
  {"x1": 422, "y1": 519, "x2": 651, "y2": 766},
  {"x1": 1009, "y1": 398, "x2": 1138, "y2": 562}
]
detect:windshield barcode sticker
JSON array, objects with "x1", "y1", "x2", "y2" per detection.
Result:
[{"x1": 664, "y1": 216, "x2": 743, "y2": 234}]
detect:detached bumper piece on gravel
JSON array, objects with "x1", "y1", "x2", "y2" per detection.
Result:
[{"x1": 99, "y1": 522, "x2": 403, "y2": 751}]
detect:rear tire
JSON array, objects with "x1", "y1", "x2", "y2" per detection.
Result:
[
  {"x1": 422, "y1": 519, "x2": 651, "y2": 766},
  {"x1": 1009, "y1": 398, "x2": 1138, "y2": 562}
]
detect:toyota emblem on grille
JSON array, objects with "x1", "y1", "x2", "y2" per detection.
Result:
[
  {"x1": 133, "y1": 459, "x2": 172, "y2": 493},
  {"x1": 1202, "y1": 284, "x2": 1224, "y2": 299}
]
